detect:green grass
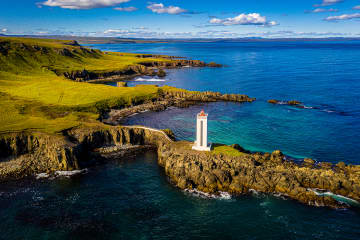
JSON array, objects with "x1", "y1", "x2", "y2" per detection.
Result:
[
  {"x1": 212, "y1": 145, "x2": 248, "y2": 157},
  {"x1": 0, "y1": 37, "x2": 176, "y2": 134}
]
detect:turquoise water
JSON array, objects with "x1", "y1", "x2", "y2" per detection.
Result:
[
  {"x1": 1, "y1": 152, "x2": 360, "y2": 239},
  {"x1": 95, "y1": 41, "x2": 360, "y2": 164},
  {"x1": 1, "y1": 41, "x2": 359, "y2": 239}
]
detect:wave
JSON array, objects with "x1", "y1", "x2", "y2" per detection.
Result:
[
  {"x1": 134, "y1": 77, "x2": 166, "y2": 82},
  {"x1": 55, "y1": 169, "x2": 87, "y2": 177},
  {"x1": 308, "y1": 188, "x2": 360, "y2": 206},
  {"x1": 36, "y1": 169, "x2": 88, "y2": 179},
  {"x1": 184, "y1": 189, "x2": 231, "y2": 200},
  {"x1": 36, "y1": 173, "x2": 50, "y2": 179}
]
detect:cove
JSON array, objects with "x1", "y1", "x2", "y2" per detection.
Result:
[{"x1": 1, "y1": 151, "x2": 360, "y2": 240}]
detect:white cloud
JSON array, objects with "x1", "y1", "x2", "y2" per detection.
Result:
[
  {"x1": 104, "y1": 29, "x2": 129, "y2": 34},
  {"x1": 114, "y1": 6, "x2": 137, "y2": 12},
  {"x1": 40, "y1": 0, "x2": 130, "y2": 9},
  {"x1": 308, "y1": 8, "x2": 338, "y2": 13},
  {"x1": 325, "y1": 13, "x2": 360, "y2": 21},
  {"x1": 209, "y1": 13, "x2": 278, "y2": 26},
  {"x1": 353, "y1": 5, "x2": 360, "y2": 10},
  {"x1": 1, "y1": 28, "x2": 8, "y2": 33},
  {"x1": 314, "y1": 0, "x2": 343, "y2": 7},
  {"x1": 147, "y1": 3, "x2": 186, "y2": 14}
]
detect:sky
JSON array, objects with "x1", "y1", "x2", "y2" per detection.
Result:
[{"x1": 1, "y1": 0, "x2": 360, "y2": 38}]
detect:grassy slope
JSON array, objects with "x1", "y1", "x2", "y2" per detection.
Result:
[{"x1": 0, "y1": 37, "x2": 172, "y2": 133}]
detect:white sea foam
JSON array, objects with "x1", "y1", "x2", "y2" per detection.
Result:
[
  {"x1": 302, "y1": 105, "x2": 314, "y2": 109},
  {"x1": 55, "y1": 169, "x2": 87, "y2": 177},
  {"x1": 134, "y1": 77, "x2": 166, "y2": 82},
  {"x1": 36, "y1": 173, "x2": 50, "y2": 179},
  {"x1": 249, "y1": 189, "x2": 259, "y2": 195},
  {"x1": 184, "y1": 189, "x2": 231, "y2": 200},
  {"x1": 308, "y1": 188, "x2": 359, "y2": 205},
  {"x1": 128, "y1": 113, "x2": 139, "y2": 117}
]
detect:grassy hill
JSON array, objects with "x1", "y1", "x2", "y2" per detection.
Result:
[{"x1": 0, "y1": 37, "x2": 174, "y2": 134}]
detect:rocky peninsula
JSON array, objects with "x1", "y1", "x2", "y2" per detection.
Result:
[{"x1": 2, "y1": 121, "x2": 359, "y2": 209}]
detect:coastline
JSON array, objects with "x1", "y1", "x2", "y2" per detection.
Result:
[{"x1": 0, "y1": 36, "x2": 359, "y2": 210}]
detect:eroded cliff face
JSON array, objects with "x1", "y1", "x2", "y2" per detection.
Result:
[
  {"x1": 157, "y1": 142, "x2": 360, "y2": 208},
  {"x1": 0, "y1": 126, "x2": 170, "y2": 181},
  {"x1": 59, "y1": 59, "x2": 222, "y2": 82}
]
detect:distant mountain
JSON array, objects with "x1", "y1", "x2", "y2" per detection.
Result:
[{"x1": 1, "y1": 34, "x2": 360, "y2": 45}]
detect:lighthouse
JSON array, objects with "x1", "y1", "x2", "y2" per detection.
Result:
[{"x1": 192, "y1": 110, "x2": 211, "y2": 151}]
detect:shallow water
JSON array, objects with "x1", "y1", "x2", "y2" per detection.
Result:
[
  {"x1": 91, "y1": 41, "x2": 360, "y2": 164},
  {"x1": 1, "y1": 152, "x2": 360, "y2": 240}
]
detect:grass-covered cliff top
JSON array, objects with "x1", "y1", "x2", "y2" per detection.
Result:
[{"x1": 0, "y1": 37, "x2": 184, "y2": 134}]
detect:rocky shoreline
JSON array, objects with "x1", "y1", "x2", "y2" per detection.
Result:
[
  {"x1": 59, "y1": 58, "x2": 222, "y2": 82},
  {"x1": 103, "y1": 89, "x2": 255, "y2": 125},
  {"x1": 1, "y1": 123, "x2": 359, "y2": 209},
  {"x1": 158, "y1": 141, "x2": 360, "y2": 208}
]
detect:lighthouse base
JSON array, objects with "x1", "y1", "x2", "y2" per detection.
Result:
[{"x1": 192, "y1": 143, "x2": 211, "y2": 151}]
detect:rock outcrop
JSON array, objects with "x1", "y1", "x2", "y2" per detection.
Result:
[
  {"x1": 268, "y1": 99, "x2": 302, "y2": 106},
  {"x1": 157, "y1": 142, "x2": 360, "y2": 208},
  {"x1": 103, "y1": 89, "x2": 255, "y2": 124}
]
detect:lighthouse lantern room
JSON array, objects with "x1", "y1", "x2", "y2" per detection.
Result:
[{"x1": 192, "y1": 110, "x2": 211, "y2": 151}]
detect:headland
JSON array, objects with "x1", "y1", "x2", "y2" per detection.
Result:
[{"x1": 0, "y1": 36, "x2": 359, "y2": 209}]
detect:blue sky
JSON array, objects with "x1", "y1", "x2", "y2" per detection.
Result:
[{"x1": 1, "y1": 0, "x2": 360, "y2": 38}]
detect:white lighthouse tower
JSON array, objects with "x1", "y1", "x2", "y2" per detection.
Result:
[{"x1": 192, "y1": 110, "x2": 211, "y2": 151}]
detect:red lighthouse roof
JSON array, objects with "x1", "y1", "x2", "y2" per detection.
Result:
[{"x1": 199, "y1": 110, "x2": 206, "y2": 116}]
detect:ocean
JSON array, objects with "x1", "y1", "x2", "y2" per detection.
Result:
[{"x1": 1, "y1": 41, "x2": 360, "y2": 239}]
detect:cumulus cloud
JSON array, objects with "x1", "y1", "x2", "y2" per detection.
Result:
[
  {"x1": 314, "y1": 0, "x2": 343, "y2": 7},
  {"x1": 209, "y1": 13, "x2": 278, "y2": 26},
  {"x1": 305, "y1": 8, "x2": 338, "y2": 13},
  {"x1": 147, "y1": 3, "x2": 186, "y2": 14},
  {"x1": 1, "y1": 28, "x2": 8, "y2": 33},
  {"x1": 325, "y1": 13, "x2": 360, "y2": 21},
  {"x1": 40, "y1": 0, "x2": 130, "y2": 9},
  {"x1": 114, "y1": 6, "x2": 137, "y2": 12},
  {"x1": 101, "y1": 28, "x2": 355, "y2": 38},
  {"x1": 353, "y1": 5, "x2": 360, "y2": 10}
]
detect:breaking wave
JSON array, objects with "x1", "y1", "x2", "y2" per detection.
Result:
[
  {"x1": 184, "y1": 189, "x2": 232, "y2": 200},
  {"x1": 134, "y1": 77, "x2": 166, "y2": 82}
]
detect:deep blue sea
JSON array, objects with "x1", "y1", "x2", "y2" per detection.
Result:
[{"x1": 1, "y1": 41, "x2": 360, "y2": 239}]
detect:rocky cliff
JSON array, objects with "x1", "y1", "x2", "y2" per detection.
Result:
[
  {"x1": 59, "y1": 59, "x2": 222, "y2": 82},
  {"x1": 0, "y1": 125, "x2": 169, "y2": 181},
  {"x1": 157, "y1": 141, "x2": 360, "y2": 208}
]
